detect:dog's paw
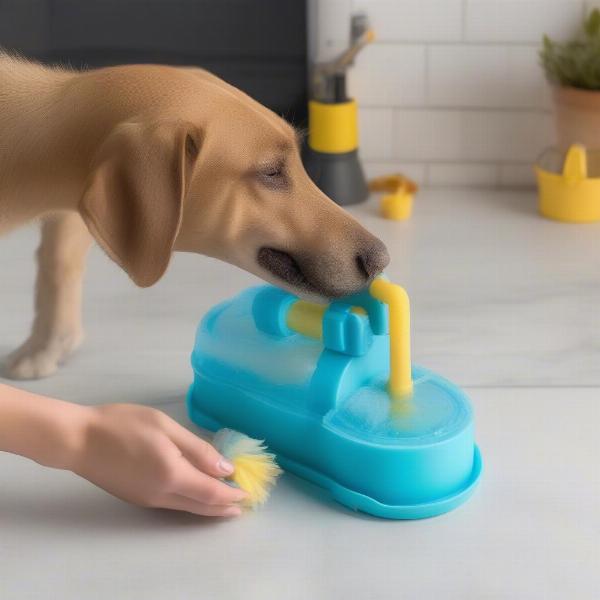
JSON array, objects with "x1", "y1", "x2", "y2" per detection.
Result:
[
  {"x1": 3, "y1": 330, "x2": 84, "y2": 380},
  {"x1": 4, "y1": 351, "x2": 60, "y2": 380}
]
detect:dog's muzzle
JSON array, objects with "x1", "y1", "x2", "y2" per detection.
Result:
[{"x1": 257, "y1": 243, "x2": 389, "y2": 298}]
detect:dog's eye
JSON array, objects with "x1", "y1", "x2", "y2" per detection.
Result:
[{"x1": 257, "y1": 163, "x2": 288, "y2": 189}]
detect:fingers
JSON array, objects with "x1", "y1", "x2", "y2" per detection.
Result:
[
  {"x1": 164, "y1": 419, "x2": 233, "y2": 478},
  {"x1": 171, "y1": 457, "x2": 247, "y2": 506},
  {"x1": 162, "y1": 494, "x2": 243, "y2": 518}
]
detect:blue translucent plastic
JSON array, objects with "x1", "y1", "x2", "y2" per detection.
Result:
[{"x1": 187, "y1": 286, "x2": 482, "y2": 519}]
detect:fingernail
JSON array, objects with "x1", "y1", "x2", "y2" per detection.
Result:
[
  {"x1": 224, "y1": 506, "x2": 242, "y2": 518},
  {"x1": 218, "y1": 458, "x2": 234, "y2": 475}
]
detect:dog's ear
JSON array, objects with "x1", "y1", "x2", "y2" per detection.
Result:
[{"x1": 80, "y1": 120, "x2": 201, "y2": 287}]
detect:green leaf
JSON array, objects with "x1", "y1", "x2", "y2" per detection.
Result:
[
  {"x1": 541, "y1": 10, "x2": 600, "y2": 89},
  {"x1": 585, "y1": 9, "x2": 600, "y2": 38}
]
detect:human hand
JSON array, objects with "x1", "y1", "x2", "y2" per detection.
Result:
[{"x1": 72, "y1": 403, "x2": 247, "y2": 517}]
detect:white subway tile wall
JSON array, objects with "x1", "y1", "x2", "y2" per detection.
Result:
[
  {"x1": 348, "y1": 44, "x2": 427, "y2": 106},
  {"x1": 358, "y1": 107, "x2": 394, "y2": 159},
  {"x1": 428, "y1": 163, "x2": 499, "y2": 187},
  {"x1": 465, "y1": 0, "x2": 583, "y2": 43},
  {"x1": 363, "y1": 161, "x2": 427, "y2": 183},
  {"x1": 311, "y1": 0, "x2": 588, "y2": 187},
  {"x1": 353, "y1": 0, "x2": 463, "y2": 42}
]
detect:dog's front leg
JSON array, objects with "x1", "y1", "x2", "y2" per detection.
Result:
[{"x1": 5, "y1": 212, "x2": 92, "y2": 379}]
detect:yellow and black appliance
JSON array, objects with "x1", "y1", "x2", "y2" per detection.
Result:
[{"x1": 303, "y1": 15, "x2": 374, "y2": 206}]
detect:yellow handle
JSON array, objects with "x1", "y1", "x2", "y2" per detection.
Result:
[
  {"x1": 562, "y1": 144, "x2": 588, "y2": 183},
  {"x1": 369, "y1": 279, "x2": 413, "y2": 398},
  {"x1": 287, "y1": 301, "x2": 327, "y2": 339},
  {"x1": 286, "y1": 301, "x2": 366, "y2": 340}
]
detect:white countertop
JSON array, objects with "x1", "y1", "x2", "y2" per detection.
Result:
[{"x1": 1, "y1": 189, "x2": 599, "y2": 599}]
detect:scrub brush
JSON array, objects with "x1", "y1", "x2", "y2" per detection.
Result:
[{"x1": 213, "y1": 428, "x2": 282, "y2": 508}]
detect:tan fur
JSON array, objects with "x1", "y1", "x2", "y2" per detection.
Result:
[{"x1": 0, "y1": 55, "x2": 388, "y2": 380}]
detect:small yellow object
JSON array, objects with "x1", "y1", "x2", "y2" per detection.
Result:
[
  {"x1": 213, "y1": 429, "x2": 282, "y2": 508},
  {"x1": 368, "y1": 279, "x2": 413, "y2": 398},
  {"x1": 369, "y1": 175, "x2": 418, "y2": 221},
  {"x1": 536, "y1": 144, "x2": 600, "y2": 223}
]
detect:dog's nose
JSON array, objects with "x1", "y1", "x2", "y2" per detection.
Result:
[{"x1": 356, "y1": 242, "x2": 390, "y2": 281}]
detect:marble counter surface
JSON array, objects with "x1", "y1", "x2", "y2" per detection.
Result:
[{"x1": 1, "y1": 189, "x2": 599, "y2": 599}]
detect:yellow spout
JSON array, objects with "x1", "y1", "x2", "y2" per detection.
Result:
[{"x1": 369, "y1": 279, "x2": 413, "y2": 398}]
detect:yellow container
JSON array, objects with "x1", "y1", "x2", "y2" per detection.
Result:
[
  {"x1": 308, "y1": 100, "x2": 358, "y2": 154},
  {"x1": 369, "y1": 174, "x2": 418, "y2": 221},
  {"x1": 536, "y1": 144, "x2": 600, "y2": 223}
]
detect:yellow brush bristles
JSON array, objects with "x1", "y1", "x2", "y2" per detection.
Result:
[{"x1": 213, "y1": 429, "x2": 282, "y2": 508}]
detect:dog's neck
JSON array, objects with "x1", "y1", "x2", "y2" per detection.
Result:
[
  {"x1": 0, "y1": 58, "x2": 79, "y2": 232},
  {"x1": 0, "y1": 57, "x2": 125, "y2": 234}
]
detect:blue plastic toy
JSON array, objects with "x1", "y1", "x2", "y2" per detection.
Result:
[{"x1": 187, "y1": 279, "x2": 481, "y2": 519}]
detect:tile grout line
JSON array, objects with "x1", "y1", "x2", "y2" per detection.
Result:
[
  {"x1": 363, "y1": 159, "x2": 536, "y2": 167},
  {"x1": 461, "y1": 0, "x2": 467, "y2": 43},
  {"x1": 362, "y1": 106, "x2": 552, "y2": 115},
  {"x1": 366, "y1": 40, "x2": 544, "y2": 48},
  {"x1": 424, "y1": 43, "x2": 431, "y2": 109}
]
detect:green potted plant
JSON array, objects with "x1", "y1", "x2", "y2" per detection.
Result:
[{"x1": 541, "y1": 9, "x2": 600, "y2": 153}]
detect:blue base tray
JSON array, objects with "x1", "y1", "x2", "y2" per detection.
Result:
[{"x1": 187, "y1": 388, "x2": 482, "y2": 520}]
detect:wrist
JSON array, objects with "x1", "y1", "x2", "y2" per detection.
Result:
[
  {"x1": 43, "y1": 402, "x2": 92, "y2": 471},
  {"x1": 0, "y1": 384, "x2": 92, "y2": 471}
]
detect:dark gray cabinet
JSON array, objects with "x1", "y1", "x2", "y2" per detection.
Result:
[{"x1": 0, "y1": 0, "x2": 308, "y2": 123}]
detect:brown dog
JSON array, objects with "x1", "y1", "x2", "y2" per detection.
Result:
[{"x1": 0, "y1": 54, "x2": 389, "y2": 380}]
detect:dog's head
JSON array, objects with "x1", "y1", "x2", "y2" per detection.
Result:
[{"x1": 80, "y1": 70, "x2": 389, "y2": 299}]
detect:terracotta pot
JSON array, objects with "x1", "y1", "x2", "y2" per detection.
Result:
[{"x1": 553, "y1": 86, "x2": 600, "y2": 152}]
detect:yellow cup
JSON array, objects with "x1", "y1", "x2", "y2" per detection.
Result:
[
  {"x1": 536, "y1": 144, "x2": 600, "y2": 223},
  {"x1": 380, "y1": 191, "x2": 414, "y2": 220},
  {"x1": 369, "y1": 175, "x2": 418, "y2": 221}
]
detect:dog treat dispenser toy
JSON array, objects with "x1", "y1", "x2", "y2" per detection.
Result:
[{"x1": 188, "y1": 278, "x2": 482, "y2": 519}]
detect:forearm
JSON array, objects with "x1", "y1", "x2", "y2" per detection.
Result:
[{"x1": 0, "y1": 383, "x2": 89, "y2": 469}]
